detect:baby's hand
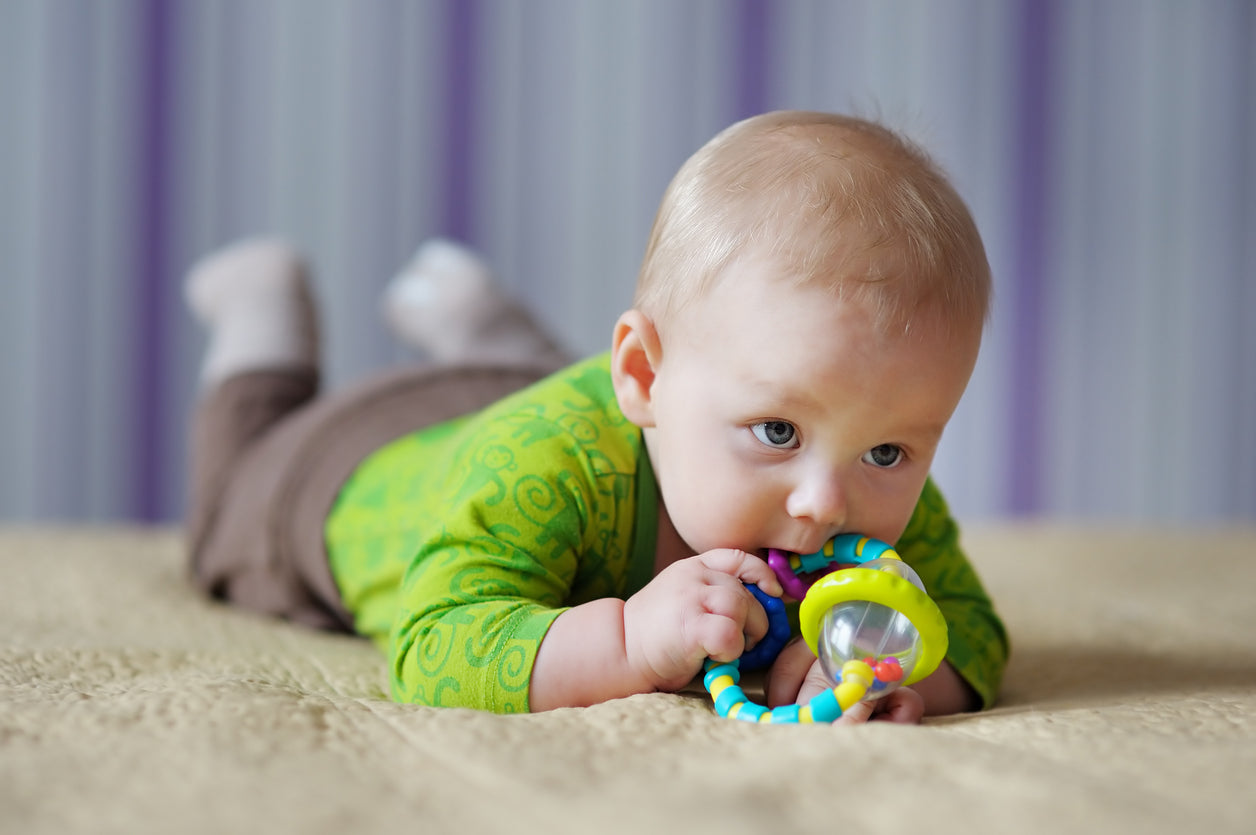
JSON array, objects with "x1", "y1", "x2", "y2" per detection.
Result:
[
  {"x1": 766, "y1": 639, "x2": 925, "y2": 725},
  {"x1": 623, "y1": 549, "x2": 782, "y2": 692}
]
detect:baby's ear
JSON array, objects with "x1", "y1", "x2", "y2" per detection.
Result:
[{"x1": 610, "y1": 309, "x2": 661, "y2": 428}]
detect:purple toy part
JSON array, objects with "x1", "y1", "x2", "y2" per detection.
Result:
[{"x1": 766, "y1": 549, "x2": 812, "y2": 599}]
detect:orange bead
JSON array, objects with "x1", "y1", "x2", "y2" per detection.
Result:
[{"x1": 875, "y1": 658, "x2": 904, "y2": 682}]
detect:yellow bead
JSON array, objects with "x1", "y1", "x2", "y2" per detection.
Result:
[
  {"x1": 759, "y1": 712, "x2": 773, "y2": 723},
  {"x1": 835, "y1": 680, "x2": 868, "y2": 710},
  {"x1": 727, "y1": 701, "x2": 744, "y2": 719},
  {"x1": 842, "y1": 659, "x2": 874, "y2": 687},
  {"x1": 798, "y1": 705, "x2": 814, "y2": 723}
]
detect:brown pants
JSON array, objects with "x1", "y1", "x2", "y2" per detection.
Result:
[{"x1": 186, "y1": 361, "x2": 558, "y2": 631}]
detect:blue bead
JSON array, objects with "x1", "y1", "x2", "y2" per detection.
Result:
[
  {"x1": 739, "y1": 584, "x2": 791, "y2": 671},
  {"x1": 863, "y1": 539, "x2": 892, "y2": 561},
  {"x1": 808, "y1": 688, "x2": 842, "y2": 723},
  {"x1": 799, "y1": 551, "x2": 832, "y2": 573},
  {"x1": 734, "y1": 702, "x2": 767, "y2": 722},
  {"x1": 703, "y1": 662, "x2": 740, "y2": 691},
  {"x1": 770, "y1": 703, "x2": 802, "y2": 724},
  {"x1": 714, "y1": 684, "x2": 747, "y2": 717},
  {"x1": 831, "y1": 533, "x2": 864, "y2": 562}
]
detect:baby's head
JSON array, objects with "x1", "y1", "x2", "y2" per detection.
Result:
[
  {"x1": 634, "y1": 110, "x2": 989, "y2": 340},
  {"x1": 613, "y1": 111, "x2": 990, "y2": 560}
]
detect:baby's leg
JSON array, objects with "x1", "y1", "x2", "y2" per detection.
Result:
[
  {"x1": 184, "y1": 240, "x2": 325, "y2": 614},
  {"x1": 186, "y1": 238, "x2": 318, "y2": 386},
  {"x1": 382, "y1": 239, "x2": 570, "y2": 369}
]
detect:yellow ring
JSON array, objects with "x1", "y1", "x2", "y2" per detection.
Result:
[{"x1": 798, "y1": 567, "x2": 949, "y2": 686}]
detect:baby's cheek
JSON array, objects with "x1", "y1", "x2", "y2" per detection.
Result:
[
  {"x1": 685, "y1": 512, "x2": 744, "y2": 556},
  {"x1": 865, "y1": 493, "x2": 923, "y2": 544}
]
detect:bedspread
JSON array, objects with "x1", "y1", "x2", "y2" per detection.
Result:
[{"x1": 2, "y1": 524, "x2": 1253, "y2": 834}]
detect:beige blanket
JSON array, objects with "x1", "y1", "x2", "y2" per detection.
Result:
[{"x1": 2, "y1": 525, "x2": 1254, "y2": 834}]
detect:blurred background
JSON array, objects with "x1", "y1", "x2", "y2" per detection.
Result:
[{"x1": 1, "y1": 0, "x2": 1252, "y2": 525}]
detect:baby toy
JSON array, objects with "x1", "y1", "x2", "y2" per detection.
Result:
[{"x1": 703, "y1": 534, "x2": 948, "y2": 724}]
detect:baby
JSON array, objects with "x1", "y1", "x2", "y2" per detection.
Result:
[{"x1": 186, "y1": 110, "x2": 1008, "y2": 722}]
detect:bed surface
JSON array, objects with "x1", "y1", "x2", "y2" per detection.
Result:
[{"x1": 2, "y1": 524, "x2": 1254, "y2": 834}]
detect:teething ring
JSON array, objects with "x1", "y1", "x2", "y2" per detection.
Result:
[
  {"x1": 737, "y1": 584, "x2": 792, "y2": 671},
  {"x1": 702, "y1": 656, "x2": 881, "y2": 724},
  {"x1": 799, "y1": 567, "x2": 948, "y2": 686},
  {"x1": 704, "y1": 535, "x2": 949, "y2": 724}
]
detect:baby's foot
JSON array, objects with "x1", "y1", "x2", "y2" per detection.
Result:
[
  {"x1": 382, "y1": 239, "x2": 567, "y2": 367},
  {"x1": 186, "y1": 238, "x2": 319, "y2": 387}
]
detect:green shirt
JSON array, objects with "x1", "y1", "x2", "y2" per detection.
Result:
[{"x1": 326, "y1": 353, "x2": 1008, "y2": 713}]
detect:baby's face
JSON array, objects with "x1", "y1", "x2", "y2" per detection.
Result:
[{"x1": 642, "y1": 253, "x2": 980, "y2": 567}]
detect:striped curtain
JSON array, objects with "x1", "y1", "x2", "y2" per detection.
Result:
[{"x1": 1, "y1": 0, "x2": 1252, "y2": 523}]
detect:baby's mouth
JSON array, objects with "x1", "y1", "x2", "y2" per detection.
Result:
[{"x1": 763, "y1": 544, "x2": 856, "y2": 599}]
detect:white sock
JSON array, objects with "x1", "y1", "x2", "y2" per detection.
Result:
[
  {"x1": 186, "y1": 238, "x2": 319, "y2": 387},
  {"x1": 382, "y1": 238, "x2": 567, "y2": 367}
]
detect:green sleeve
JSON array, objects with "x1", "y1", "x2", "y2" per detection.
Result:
[
  {"x1": 896, "y1": 478, "x2": 1010, "y2": 709},
  {"x1": 388, "y1": 408, "x2": 636, "y2": 713}
]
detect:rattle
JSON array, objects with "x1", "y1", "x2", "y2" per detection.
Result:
[{"x1": 703, "y1": 534, "x2": 948, "y2": 724}]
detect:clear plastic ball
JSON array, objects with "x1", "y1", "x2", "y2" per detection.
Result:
[{"x1": 814, "y1": 558, "x2": 927, "y2": 699}]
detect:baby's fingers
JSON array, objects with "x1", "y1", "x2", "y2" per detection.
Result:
[
  {"x1": 691, "y1": 612, "x2": 750, "y2": 662},
  {"x1": 870, "y1": 688, "x2": 924, "y2": 724},
  {"x1": 766, "y1": 640, "x2": 819, "y2": 707},
  {"x1": 836, "y1": 689, "x2": 925, "y2": 726},
  {"x1": 697, "y1": 548, "x2": 782, "y2": 597},
  {"x1": 696, "y1": 583, "x2": 768, "y2": 661}
]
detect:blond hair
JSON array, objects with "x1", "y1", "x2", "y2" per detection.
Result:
[{"x1": 634, "y1": 111, "x2": 990, "y2": 335}]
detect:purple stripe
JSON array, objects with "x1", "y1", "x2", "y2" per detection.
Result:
[
  {"x1": 133, "y1": 0, "x2": 174, "y2": 521},
  {"x1": 734, "y1": 0, "x2": 772, "y2": 119},
  {"x1": 1007, "y1": 0, "x2": 1052, "y2": 515},
  {"x1": 440, "y1": 0, "x2": 479, "y2": 243}
]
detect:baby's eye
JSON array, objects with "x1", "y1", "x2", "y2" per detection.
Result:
[
  {"x1": 751, "y1": 421, "x2": 799, "y2": 449},
  {"x1": 862, "y1": 444, "x2": 903, "y2": 468}
]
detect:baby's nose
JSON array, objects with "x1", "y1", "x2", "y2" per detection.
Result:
[{"x1": 785, "y1": 472, "x2": 847, "y2": 528}]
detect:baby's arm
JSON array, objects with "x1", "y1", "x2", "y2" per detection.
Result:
[
  {"x1": 388, "y1": 415, "x2": 787, "y2": 712},
  {"x1": 896, "y1": 478, "x2": 1009, "y2": 711},
  {"x1": 529, "y1": 549, "x2": 781, "y2": 710}
]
